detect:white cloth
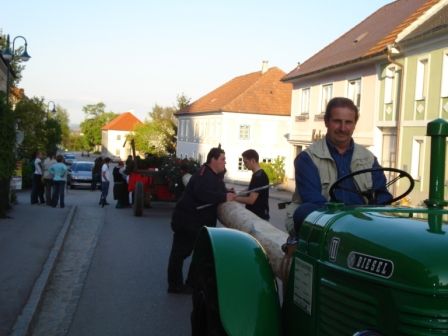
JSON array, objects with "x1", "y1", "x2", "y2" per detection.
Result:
[
  {"x1": 43, "y1": 157, "x2": 57, "y2": 179},
  {"x1": 34, "y1": 158, "x2": 43, "y2": 175},
  {"x1": 182, "y1": 173, "x2": 192, "y2": 187},
  {"x1": 101, "y1": 163, "x2": 110, "y2": 182}
]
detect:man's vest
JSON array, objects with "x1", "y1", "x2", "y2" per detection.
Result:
[{"x1": 299, "y1": 138, "x2": 375, "y2": 202}]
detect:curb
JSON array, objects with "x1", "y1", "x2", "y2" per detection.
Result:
[{"x1": 10, "y1": 205, "x2": 77, "y2": 336}]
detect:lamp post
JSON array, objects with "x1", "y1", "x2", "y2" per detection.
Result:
[
  {"x1": 1, "y1": 34, "x2": 31, "y2": 102},
  {"x1": 47, "y1": 101, "x2": 56, "y2": 118}
]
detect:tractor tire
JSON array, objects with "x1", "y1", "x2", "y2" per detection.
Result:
[
  {"x1": 191, "y1": 254, "x2": 227, "y2": 336},
  {"x1": 133, "y1": 181, "x2": 144, "y2": 217}
]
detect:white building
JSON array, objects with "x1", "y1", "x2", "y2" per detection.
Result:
[
  {"x1": 176, "y1": 63, "x2": 292, "y2": 183},
  {"x1": 101, "y1": 112, "x2": 142, "y2": 160}
]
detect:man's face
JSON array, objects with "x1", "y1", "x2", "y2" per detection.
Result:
[
  {"x1": 325, "y1": 106, "x2": 357, "y2": 148},
  {"x1": 243, "y1": 157, "x2": 253, "y2": 170},
  {"x1": 211, "y1": 153, "x2": 226, "y2": 174}
]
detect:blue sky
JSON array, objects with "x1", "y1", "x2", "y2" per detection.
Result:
[{"x1": 1, "y1": 0, "x2": 391, "y2": 126}]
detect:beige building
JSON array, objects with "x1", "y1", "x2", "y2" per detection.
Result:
[{"x1": 282, "y1": 0, "x2": 438, "y2": 191}]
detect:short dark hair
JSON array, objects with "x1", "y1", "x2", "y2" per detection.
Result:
[
  {"x1": 104, "y1": 157, "x2": 111, "y2": 163},
  {"x1": 324, "y1": 97, "x2": 359, "y2": 123},
  {"x1": 206, "y1": 146, "x2": 225, "y2": 164},
  {"x1": 56, "y1": 154, "x2": 63, "y2": 162},
  {"x1": 242, "y1": 149, "x2": 259, "y2": 162}
]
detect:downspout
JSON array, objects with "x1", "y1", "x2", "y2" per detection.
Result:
[{"x1": 386, "y1": 43, "x2": 403, "y2": 177}]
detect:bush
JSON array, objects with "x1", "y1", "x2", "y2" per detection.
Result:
[{"x1": 260, "y1": 156, "x2": 285, "y2": 185}]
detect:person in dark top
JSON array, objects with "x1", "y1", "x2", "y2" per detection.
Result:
[
  {"x1": 113, "y1": 161, "x2": 129, "y2": 208},
  {"x1": 235, "y1": 149, "x2": 270, "y2": 220},
  {"x1": 91, "y1": 156, "x2": 103, "y2": 191},
  {"x1": 167, "y1": 146, "x2": 236, "y2": 294}
]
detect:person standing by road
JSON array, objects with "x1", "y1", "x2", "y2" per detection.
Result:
[
  {"x1": 49, "y1": 154, "x2": 68, "y2": 208},
  {"x1": 31, "y1": 151, "x2": 45, "y2": 205},
  {"x1": 91, "y1": 156, "x2": 103, "y2": 191},
  {"x1": 235, "y1": 149, "x2": 270, "y2": 220},
  {"x1": 99, "y1": 157, "x2": 111, "y2": 207},
  {"x1": 42, "y1": 152, "x2": 57, "y2": 206},
  {"x1": 167, "y1": 146, "x2": 236, "y2": 294}
]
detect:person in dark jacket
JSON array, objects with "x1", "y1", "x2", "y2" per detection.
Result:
[
  {"x1": 91, "y1": 156, "x2": 103, "y2": 191},
  {"x1": 113, "y1": 161, "x2": 129, "y2": 208},
  {"x1": 167, "y1": 146, "x2": 236, "y2": 294}
]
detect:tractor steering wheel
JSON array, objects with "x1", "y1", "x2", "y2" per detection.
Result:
[{"x1": 328, "y1": 167, "x2": 414, "y2": 205}]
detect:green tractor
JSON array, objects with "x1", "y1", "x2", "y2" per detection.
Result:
[{"x1": 189, "y1": 119, "x2": 448, "y2": 335}]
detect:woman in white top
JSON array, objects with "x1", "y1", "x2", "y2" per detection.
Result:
[{"x1": 43, "y1": 152, "x2": 57, "y2": 206}]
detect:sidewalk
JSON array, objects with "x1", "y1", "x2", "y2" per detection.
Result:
[{"x1": 0, "y1": 191, "x2": 75, "y2": 336}]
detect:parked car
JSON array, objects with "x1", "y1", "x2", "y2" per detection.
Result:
[
  {"x1": 63, "y1": 153, "x2": 76, "y2": 166},
  {"x1": 67, "y1": 161, "x2": 94, "y2": 189}
]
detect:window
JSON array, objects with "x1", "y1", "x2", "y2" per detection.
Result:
[
  {"x1": 348, "y1": 79, "x2": 361, "y2": 108},
  {"x1": 411, "y1": 138, "x2": 424, "y2": 180},
  {"x1": 301, "y1": 88, "x2": 310, "y2": 114},
  {"x1": 238, "y1": 157, "x2": 248, "y2": 171},
  {"x1": 415, "y1": 58, "x2": 428, "y2": 100},
  {"x1": 239, "y1": 125, "x2": 250, "y2": 140},
  {"x1": 384, "y1": 66, "x2": 395, "y2": 104},
  {"x1": 442, "y1": 52, "x2": 448, "y2": 97},
  {"x1": 116, "y1": 135, "x2": 121, "y2": 141},
  {"x1": 115, "y1": 149, "x2": 120, "y2": 155},
  {"x1": 321, "y1": 84, "x2": 333, "y2": 112}
]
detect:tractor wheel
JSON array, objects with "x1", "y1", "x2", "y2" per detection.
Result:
[
  {"x1": 133, "y1": 181, "x2": 144, "y2": 217},
  {"x1": 191, "y1": 254, "x2": 227, "y2": 336}
]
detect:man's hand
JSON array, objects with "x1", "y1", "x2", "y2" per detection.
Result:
[{"x1": 226, "y1": 192, "x2": 236, "y2": 202}]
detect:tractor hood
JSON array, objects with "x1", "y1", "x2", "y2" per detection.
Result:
[{"x1": 300, "y1": 206, "x2": 448, "y2": 293}]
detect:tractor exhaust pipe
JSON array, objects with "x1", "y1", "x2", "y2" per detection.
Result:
[{"x1": 425, "y1": 119, "x2": 448, "y2": 233}]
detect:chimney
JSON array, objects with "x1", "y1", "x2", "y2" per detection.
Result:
[{"x1": 261, "y1": 60, "x2": 269, "y2": 74}]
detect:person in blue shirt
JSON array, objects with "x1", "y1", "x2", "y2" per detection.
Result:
[
  {"x1": 49, "y1": 154, "x2": 68, "y2": 208},
  {"x1": 293, "y1": 97, "x2": 392, "y2": 234}
]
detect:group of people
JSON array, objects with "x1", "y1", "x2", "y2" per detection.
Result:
[
  {"x1": 93, "y1": 155, "x2": 133, "y2": 209},
  {"x1": 166, "y1": 97, "x2": 393, "y2": 294},
  {"x1": 30, "y1": 151, "x2": 68, "y2": 208}
]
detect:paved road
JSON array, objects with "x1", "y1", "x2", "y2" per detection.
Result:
[{"x1": 30, "y1": 186, "x2": 192, "y2": 336}]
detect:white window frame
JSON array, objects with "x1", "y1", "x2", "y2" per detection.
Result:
[
  {"x1": 239, "y1": 124, "x2": 250, "y2": 140},
  {"x1": 301, "y1": 88, "x2": 310, "y2": 114},
  {"x1": 321, "y1": 84, "x2": 333, "y2": 112},
  {"x1": 410, "y1": 137, "x2": 425, "y2": 181},
  {"x1": 441, "y1": 51, "x2": 448, "y2": 98},
  {"x1": 347, "y1": 78, "x2": 361, "y2": 109},
  {"x1": 415, "y1": 57, "x2": 429, "y2": 101},
  {"x1": 384, "y1": 66, "x2": 395, "y2": 104}
]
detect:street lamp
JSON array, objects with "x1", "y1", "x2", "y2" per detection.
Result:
[
  {"x1": 47, "y1": 101, "x2": 56, "y2": 117},
  {"x1": 0, "y1": 34, "x2": 31, "y2": 101}
]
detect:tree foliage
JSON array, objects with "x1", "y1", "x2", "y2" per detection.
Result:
[
  {"x1": 133, "y1": 94, "x2": 190, "y2": 156},
  {"x1": 13, "y1": 97, "x2": 64, "y2": 158},
  {"x1": 260, "y1": 156, "x2": 286, "y2": 185},
  {"x1": 79, "y1": 102, "x2": 117, "y2": 150},
  {"x1": 0, "y1": 92, "x2": 16, "y2": 216}
]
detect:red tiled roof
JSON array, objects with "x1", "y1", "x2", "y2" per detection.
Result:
[
  {"x1": 178, "y1": 67, "x2": 292, "y2": 116},
  {"x1": 102, "y1": 112, "x2": 142, "y2": 131},
  {"x1": 283, "y1": 0, "x2": 439, "y2": 81}
]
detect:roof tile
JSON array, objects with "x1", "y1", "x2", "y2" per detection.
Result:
[
  {"x1": 102, "y1": 112, "x2": 142, "y2": 131},
  {"x1": 179, "y1": 67, "x2": 291, "y2": 116}
]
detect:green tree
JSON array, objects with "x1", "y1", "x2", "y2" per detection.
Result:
[
  {"x1": 14, "y1": 97, "x2": 47, "y2": 159},
  {"x1": 133, "y1": 120, "x2": 175, "y2": 155},
  {"x1": 80, "y1": 102, "x2": 117, "y2": 151},
  {"x1": 53, "y1": 105, "x2": 70, "y2": 150},
  {"x1": 0, "y1": 92, "x2": 16, "y2": 217}
]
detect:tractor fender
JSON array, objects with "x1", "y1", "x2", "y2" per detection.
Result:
[{"x1": 191, "y1": 227, "x2": 282, "y2": 336}]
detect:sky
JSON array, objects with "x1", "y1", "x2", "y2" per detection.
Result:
[{"x1": 1, "y1": 0, "x2": 392, "y2": 127}]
